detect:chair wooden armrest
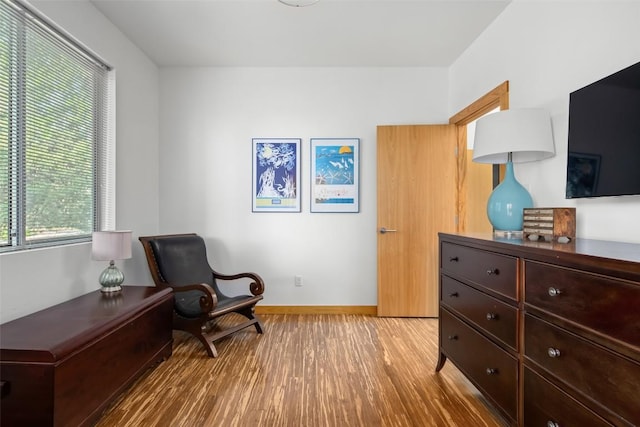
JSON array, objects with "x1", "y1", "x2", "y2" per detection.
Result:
[
  {"x1": 212, "y1": 271, "x2": 265, "y2": 296},
  {"x1": 170, "y1": 282, "x2": 219, "y2": 313}
]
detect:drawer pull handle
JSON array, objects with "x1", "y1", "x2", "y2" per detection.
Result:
[
  {"x1": 547, "y1": 421, "x2": 560, "y2": 427},
  {"x1": 547, "y1": 348, "x2": 561, "y2": 358},
  {"x1": 486, "y1": 368, "x2": 498, "y2": 375},
  {"x1": 486, "y1": 312, "x2": 497, "y2": 320},
  {"x1": 449, "y1": 256, "x2": 459, "y2": 262},
  {"x1": 448, "y1": 335, "x2": 458, "y2": 341},
  {"x1": 548, "y1": 287, "x2": 562, "y2": 297},
  {"x1": 448, "y1": 292, "x2": 459, "y2": 298},
  {"x1": 486, "y1": 268, "x2": 499, "y2": 275}
]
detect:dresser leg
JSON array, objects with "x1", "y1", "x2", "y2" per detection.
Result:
[{"x1": 435, "y1": 352, "x2": 447, "y2": 372}]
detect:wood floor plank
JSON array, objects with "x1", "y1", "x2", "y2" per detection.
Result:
[{"x1": 95, "y1": 314, "x2": 507, "y2": 427}]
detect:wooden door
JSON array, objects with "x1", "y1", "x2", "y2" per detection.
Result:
[{"x1": 377, "y1": 124, "x2": 458, "y2": 317}]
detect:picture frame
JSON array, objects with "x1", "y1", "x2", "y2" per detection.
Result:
[
  {"x1": 310, "y1": 138, "x2": 360, "y2": 213},
  {"x1": 252, "y1": 138, "x2": 301, "y2": 212}
]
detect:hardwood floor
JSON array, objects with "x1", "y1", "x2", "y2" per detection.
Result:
[{"x1": 96, "y1": 314, "x2": 507, "y2": 427}]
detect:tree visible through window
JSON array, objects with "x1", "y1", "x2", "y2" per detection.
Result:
[{"x1": 0, "y1": 0, "x2": 111, "y2": 251}]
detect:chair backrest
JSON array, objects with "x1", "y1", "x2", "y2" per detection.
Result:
[{"x1": 140, "y1": 234, "x2": 223, "y2": 295}]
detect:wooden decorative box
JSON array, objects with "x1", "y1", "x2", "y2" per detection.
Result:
[{"x1": 522, "y1": 207, "x2": 576, "y2": 242}]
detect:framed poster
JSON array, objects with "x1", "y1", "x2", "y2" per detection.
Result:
[
  {"x1": 310, "y1": 138, "x2": 360, "y2": 213},
  {"x1": 252, "y1": 138, "x2": 301, "y2": 212}
]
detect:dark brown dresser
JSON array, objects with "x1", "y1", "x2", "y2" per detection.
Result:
[
  {"x1": 436, "y1": 232, "x2": 640, "y2": 427},
  {"x1": 0, "y1": 286, "x2": 173, "y2": 426}
]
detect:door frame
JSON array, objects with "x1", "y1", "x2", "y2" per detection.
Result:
[{"x1": 449, "y1": 81, "x2": 510, "y2": 233}]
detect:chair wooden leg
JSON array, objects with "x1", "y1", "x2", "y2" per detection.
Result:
[
  {"x1": 174, "y1": 314, "x2": 220, "y2": 358},
  {"x1": 175, "y1": 306, "x2": 263, "y2": 358},
  {"x1": 196, "y1": 332, "x2": 219, "y2": 358},
  {"x1": 237, "y1": 306, "x2": 264, "y2": 334}
]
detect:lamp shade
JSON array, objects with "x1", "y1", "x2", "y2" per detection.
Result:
[
  {"x1": 91, "y1": 231, "x2": 132, "y2": 261},
  {"x1": 473, "y1": 108, "x2": 555, "y2": 164}
]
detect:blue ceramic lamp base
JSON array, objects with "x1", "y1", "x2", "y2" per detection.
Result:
[{"x1": 487, "y1": 161, "x2": 533, "y2": 232}]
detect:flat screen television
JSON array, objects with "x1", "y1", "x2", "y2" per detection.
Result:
[{"x1": 566, "y1": 61, "x2": 640, "y2": 199}]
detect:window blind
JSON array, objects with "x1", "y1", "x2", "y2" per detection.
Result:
[{"x1": 0, "y1": 0, "x2": 112, "y2": 250}]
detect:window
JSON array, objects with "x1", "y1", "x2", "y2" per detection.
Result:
[{"x1": 0, "y1": 0, "x2": 112, "y2": 252}]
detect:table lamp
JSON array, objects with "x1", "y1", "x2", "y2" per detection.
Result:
[
  {"x1": 473, "y1": 109, "x2": 555, "y2": 232},
  {"x1": 92, "y1": 230, "x2": 132, "y2": 293}
]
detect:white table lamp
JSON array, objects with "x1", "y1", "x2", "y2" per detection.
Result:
[
  {"x1": 473, "y1": 109, "x2": 555, "y2": 232},
  {"x1": 92, "y1": 230, "x2": 132, "y2": 293}
]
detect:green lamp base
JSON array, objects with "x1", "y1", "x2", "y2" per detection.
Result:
[{"x1": 99, "y1": 261, "x2": 124, "y2": 293}]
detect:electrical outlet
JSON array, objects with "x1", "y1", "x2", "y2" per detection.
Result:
[{"x1": 294, "y1": 275, "x2": 303, "y2": 287}]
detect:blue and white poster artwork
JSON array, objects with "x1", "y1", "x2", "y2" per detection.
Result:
[
  {"x1": 311, "y1": 138, "x2": 360, "y2": 213},
  {"x1": 252, "y1": 138, "x2": 301, "y2": 212}
]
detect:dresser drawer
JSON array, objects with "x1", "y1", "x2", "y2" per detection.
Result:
[
  {"x1": 523, "y1": 367, "x2": 611, "y2": 427},
  {"x1": 441, "y1": 242, "x2": 517, "y2": 299},
  {"x1": 441, "y1": 276, "x2": 517, "y2": 350},
  {"x1": 440, "y1": 309, "x2": 517, "y2": 421},
  {"x1": 524, "y1": 260, "x2": 640, "y2": 349},
  {"x1": 525, "y1": 314, "x2": 640, "y2": 425}
]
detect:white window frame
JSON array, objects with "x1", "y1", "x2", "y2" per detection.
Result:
[{"x1": 1, "y1": 0, "x2": 115, "y2": 253}]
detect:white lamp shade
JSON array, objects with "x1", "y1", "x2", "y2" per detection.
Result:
[
  {"x1": 473, "y1": 108, "x2": 555, "y2": 164},
  {"x1": 92, "y1": 231, "x2": 132, "y2": 261}
]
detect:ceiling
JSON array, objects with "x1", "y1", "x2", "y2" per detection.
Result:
[{"x1": 89, "y1": 0, "x2": 511, "y2": 68}]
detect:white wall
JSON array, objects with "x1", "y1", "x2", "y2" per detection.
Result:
[
  {"x1": 450, "y1": 0, "x2": 640, "y2": 243},
  {"x1": 159, "y1": 67, "x2": 449, "y2": 305},
  {"x1": 0, "y1": 1, "x2": 160, "y2": 323},
  {"x1": 5, "y1": 0, "x2": 640, "y2": 323}
]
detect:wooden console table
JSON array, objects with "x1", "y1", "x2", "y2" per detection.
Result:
[
  {"x1": 1, "y1": 286, "x2": 173, "y2": 426},
  {"x1": 436, "y1": 233, "x2": 640, "y2": 426}
]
